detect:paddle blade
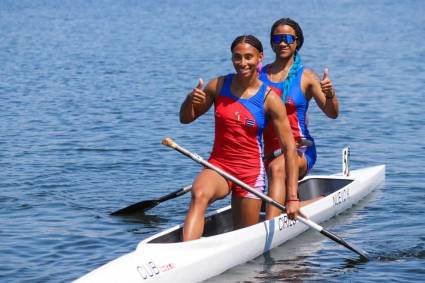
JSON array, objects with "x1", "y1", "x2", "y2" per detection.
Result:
[
  {"x1": 110, "y1": 200, "x2": 159, "y2": 216},
  {"x1": 320, "y1": 229, "x2": 369, "y2": 260}
]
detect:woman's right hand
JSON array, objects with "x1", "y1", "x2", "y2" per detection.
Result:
[
  {"x1": 180, "y1": 77, "x2": 215, "y2": 124},
  {"x1": 189, "y1": 78, "x2": 205, "y2": 105}
]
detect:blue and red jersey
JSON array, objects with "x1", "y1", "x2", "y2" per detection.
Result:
[
  {"x1": 259, "y1": 65, "x2": 317, "y2": 172},
  {"x1": 208, "y1": 74, "x2": 267, "y2": 198},
  {"x1": 259, "y1": 65, "x2": 313, "y2": 155}
]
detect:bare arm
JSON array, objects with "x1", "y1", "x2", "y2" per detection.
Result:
[
  {"x1": 303, "y1": 68, "x2": 339, "y2": 119},
  {"x1": 265, "y1": 90, "x2": 299, "y2": 217}
]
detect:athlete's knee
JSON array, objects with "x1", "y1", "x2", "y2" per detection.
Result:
[
  {"x1": 191, "y1": 186, "x2": 212, "y2": 206},
  {"x1": 268, "y1": 159, "x2": 286, "y2": 177}
]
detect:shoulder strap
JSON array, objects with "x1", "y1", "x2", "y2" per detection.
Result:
[
  {"x1": 219, "y1": 74, "x2": 233, "y2": 97},
  {"x1": 264, "y1": 87, "x2": 273, "y2": 102}
]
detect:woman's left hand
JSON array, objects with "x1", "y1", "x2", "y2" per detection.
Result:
[
  {"x1": 320, "y1": 68, "x2": 335, "y2": 98},
  {"x1": 286, "y1": 199, "x2": 300, "y2": 220}
]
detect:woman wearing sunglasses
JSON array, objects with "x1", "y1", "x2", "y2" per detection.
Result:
[
  {"x1": 179, "y1": 35, "x2": 299, "y2": 241},
  {"x1": 259, "y1": 18, "x2": 340, "y2": 220}
]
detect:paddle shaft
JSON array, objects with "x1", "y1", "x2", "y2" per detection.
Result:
[
  {"x1": 157, "y1": 185, "x2": 192, "y2": 202},
  {"x1": 162, "y1": 137, "x2": 368, "y2": 259},
  {"x1": 111, "y1": 184, "x2": 192, "y2": 215},
  {"x1": 264, "y1": 139, "x2": 313, "y2": 161}
]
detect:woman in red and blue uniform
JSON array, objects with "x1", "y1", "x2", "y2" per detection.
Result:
[
  {"x1": 260, "y1": 18, "x2": 340, "y2": 219},
  {"x1": 180, "y1": 35, "x2": 299, "y2": 241}
]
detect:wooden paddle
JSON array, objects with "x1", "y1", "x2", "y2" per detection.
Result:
[
  {"x1": 110, "y1": 185, "x2": 192, "y2": 216},
  {"x1": 162, "y1": 137, "x2": 369, "y2": 260}
]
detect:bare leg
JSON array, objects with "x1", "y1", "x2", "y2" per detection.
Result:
[
  {"x1": 231, "y1": 195, "x2": 262, "y2": 230},
  {"x1": 298, "y1": 153, "x2": 308, "y2": 179},
  {"x1": 265, "y1": 153, "x2": 314, "y2": 220},
  {"x1": 265, "y1": 154, "x2": 286, "y2": 220},
  {"x1": 183, "y1": 169, "x2": 230, "y2": 241}
]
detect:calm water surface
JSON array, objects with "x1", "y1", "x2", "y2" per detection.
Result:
[{"x1": 1, "y1": 0, "x2": 424, "y2": 282}]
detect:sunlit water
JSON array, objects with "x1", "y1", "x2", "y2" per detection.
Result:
[{"x1": 1, "y1": 0, "x2": 424, "y2": 282}]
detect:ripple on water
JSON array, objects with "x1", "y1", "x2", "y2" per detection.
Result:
[{"x1": 2, "y1": 1, "x2": 425, "y2": 282}]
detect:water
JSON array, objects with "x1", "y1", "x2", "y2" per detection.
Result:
[{"x1": 1, "y1": 0, "x2": 424, "y2": 282}]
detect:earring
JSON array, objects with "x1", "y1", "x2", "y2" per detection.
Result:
[{"x1": 257, "y1": 62, "x2": 263, "y2": 73}]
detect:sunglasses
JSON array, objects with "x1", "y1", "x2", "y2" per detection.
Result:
[{"x1": 271, "y1": 34, "x2": 297, "y2": 45}]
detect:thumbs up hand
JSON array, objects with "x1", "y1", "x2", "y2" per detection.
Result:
[
  {"x1": 320, "y1": 68, "x2": 335, "y2": 99},
  {"x1": 195, "y1": 78, "x2": 204, "y2": 90},
  {"x1": 188, "y1": 78, "x2": 207, "y2": 105},
  {"x1": 322, "y1": 68, "x2": 329, "y2": 81}
]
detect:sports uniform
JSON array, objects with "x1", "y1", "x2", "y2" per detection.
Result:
[
  {"x1": 259, "y1": 64, "x2": 317, "y2": 172},
  {"x1": 208, "y1": 74, "x2": 267, "y2": 198}
]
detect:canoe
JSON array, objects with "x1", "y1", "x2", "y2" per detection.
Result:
[{"x1": 74, "y1": 164, "x2": 385, "y2": 283}]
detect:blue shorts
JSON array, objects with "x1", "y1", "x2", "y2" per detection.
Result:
[
  {"x1": 303, "y1": 142, "x2": 317, "y2": 173},
  {"x1": 263, "y1": 140, "x2": 317, "y2": 174},
  {"x1": 293, "y1": 139, "x2": 317, "y2": 174}
]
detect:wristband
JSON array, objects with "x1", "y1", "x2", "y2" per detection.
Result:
[{"x1": 287, "y1": 199, "x2": 300, "y2": 202}]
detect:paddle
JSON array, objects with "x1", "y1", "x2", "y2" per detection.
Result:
[
  {"x1": 110, "y1": 185, "x2": 192, "y2": 216},
  {"x1": 162, "y1": 137, "x2": 369, "y2": 260}
]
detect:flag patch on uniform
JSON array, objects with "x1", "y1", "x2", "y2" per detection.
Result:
[{"x1": 245, "y1": 119, "x2": 255, "y2": 127}]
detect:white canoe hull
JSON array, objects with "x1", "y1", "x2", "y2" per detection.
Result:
[{"x1": 75, "y1": 165, "x2": 385, "y2": 283}]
